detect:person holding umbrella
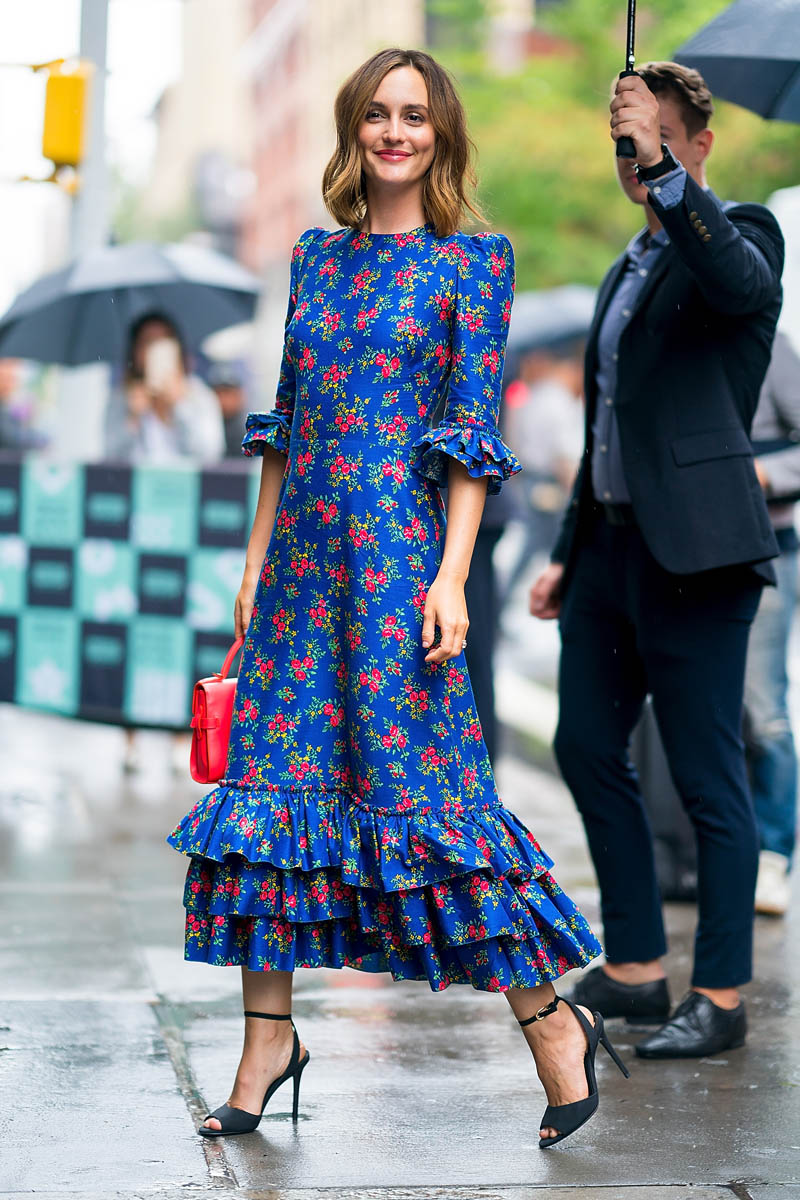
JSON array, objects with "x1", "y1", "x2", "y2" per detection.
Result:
[
  {"x1": 0, "y1": 239, "x2": 261, "y2": 463},
  {"x1": 104, "y1": 312, "x2": 225, "y2": 464},
  {"x1": 530, "y1": 61, "x2": 784, "y2": 1058}
]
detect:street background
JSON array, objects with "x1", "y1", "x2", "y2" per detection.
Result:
[{"x1": 1, "y1": 1, "x2": 799, "y2": 1197}]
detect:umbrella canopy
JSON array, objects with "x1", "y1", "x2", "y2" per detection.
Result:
[
  {"x1": 202, "y1": 320, "x2": 254, "y2": 362},
  {"x1": 0, "y1": 241, "x2": 262, "y2": 366},
  {"x1": 507, "y1": 285, "x2": 597, "y2": 355},
  {"x1": 675, "y1": 0, "x2": 800, "y2": 122}
]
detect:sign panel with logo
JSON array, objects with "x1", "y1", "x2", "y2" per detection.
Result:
[{"x1": 0, "y1": 458, "x2": 258, "y2": 729}]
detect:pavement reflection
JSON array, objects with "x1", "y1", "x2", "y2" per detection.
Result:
[{"x1": 0, "y1": 705, "x2": 798, "y2": 1199}]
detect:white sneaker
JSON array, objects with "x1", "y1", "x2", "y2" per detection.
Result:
[
  {"x1": 755, "y1": 850, "x2": 791, "y2": 916},
  {"x1": 122, "y1": 733, "x2": 141, "y2": 775}
]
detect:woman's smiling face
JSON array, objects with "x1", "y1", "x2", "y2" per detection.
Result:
[{"x1": 357, "y1": 65, "x2": 436, "y2": 196}]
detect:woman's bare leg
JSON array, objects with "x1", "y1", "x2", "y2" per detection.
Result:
[
  {"x1": 202, "y1": 969, "x2": 307, "y2": 1132},
  {"x1": 505, "y1": 982, "x2": 594, "y2": 1142}
]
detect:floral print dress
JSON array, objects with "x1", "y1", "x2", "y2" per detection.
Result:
[{"x1": 169, "y1": 223, "x2": 601, "y2": 991}]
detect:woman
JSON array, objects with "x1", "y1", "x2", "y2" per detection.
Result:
[
  {"x1": 104, "y1": 312, "x2": 225, "y2": 464},
  {"x1": 169, "y1": 48, "x2": 624, "y2": 1149}
]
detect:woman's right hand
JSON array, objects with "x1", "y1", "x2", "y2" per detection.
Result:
[
  {"x1": 234, "y1": 574, "x2": 258, "y2": 639},
  {"x1": 126, "y1": 381, "x2": 151, "y2": 420}
]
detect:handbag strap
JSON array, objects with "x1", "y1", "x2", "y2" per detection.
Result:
[{"x1": 217, "y1": 636, "x2": 245, "y2": 680}]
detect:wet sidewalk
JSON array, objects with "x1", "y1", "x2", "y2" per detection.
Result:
[{"x1": 1, "y1": 705, "x2": 798, "y2": 1200}]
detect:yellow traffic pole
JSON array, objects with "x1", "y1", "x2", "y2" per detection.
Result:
[
  {"x1": 0, "y1": 58, "x2": 92, "y2": 194},
  {"x1": 41, "y1": 59, "x2": 93, "y2": 170}
]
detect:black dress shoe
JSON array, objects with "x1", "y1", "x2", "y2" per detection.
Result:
[
  {"x1": 570, "y1": 965, "x2": 671, "y2": 1025},
  {"x1": 635, "y1": 991, "x2": 747, "y2": 1059}
]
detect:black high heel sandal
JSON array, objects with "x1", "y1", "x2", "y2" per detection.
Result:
[
  {"x1": 199, "y1": 1011, "x2": 310, "y2": 1138},
  {"x1": 518, "y1": 995, "x2": 630, "y2": 1149}
]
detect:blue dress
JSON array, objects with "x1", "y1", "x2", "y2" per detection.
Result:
[{"x1": 169, "y1": 224, "x2": 601, "y2": 991}]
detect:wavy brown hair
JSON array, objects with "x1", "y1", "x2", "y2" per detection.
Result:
[
  {"x1": 322, "y1": 48, "x2": 484, "y2": 237},
  {"x1": 637, "y1": 61, "x2": 714, "y2": 139}
]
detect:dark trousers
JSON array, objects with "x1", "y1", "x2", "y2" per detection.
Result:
[
  {"x1": 465, "y1": 526, "x2": 503, "y2": 765},
  {"x1": 554, "y1": 514, "x2": 763, "y2": 988}
]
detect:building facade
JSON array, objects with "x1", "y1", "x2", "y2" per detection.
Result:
[{"x1": 239, "y1": 0, "x2": 425, "y2": 400}]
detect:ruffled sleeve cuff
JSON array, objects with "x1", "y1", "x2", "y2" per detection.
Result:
[
  {"x1": 410, "y1": 423, "x2": 521, "y2": 495},
  {"x1": 241, "y1": 411, "x2": 291, "y2": 457}
]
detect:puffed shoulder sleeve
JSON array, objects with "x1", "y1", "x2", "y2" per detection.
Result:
[
  {"x1": 242, "y1": 227, "x2": 321, "y2": 457},
  {"x1": 410, "y1": 231, "x2": 521, "y2": 495}
]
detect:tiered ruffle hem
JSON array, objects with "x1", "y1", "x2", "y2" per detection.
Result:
[{"x1": 169, "y1": 781, "x2": 601, "y2": 992}]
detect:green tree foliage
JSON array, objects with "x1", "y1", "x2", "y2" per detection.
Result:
[
  {"x1": 426, "y1": 0, "x2": 487, "y2": 51},
  {"x1": 438, "y1": 0, "x2": 799, "y2": 287},
  {"x1": 113, "y1": 167, "x2": 201, "y2": 247}
]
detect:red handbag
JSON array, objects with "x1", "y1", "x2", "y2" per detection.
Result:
[{"x1": 189, "y1": 637, "x2": 244, "y2": 784}]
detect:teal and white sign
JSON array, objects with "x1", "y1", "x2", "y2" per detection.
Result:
[{"x1": 0, "y1": 458, "x2": 259, "y2": 728}]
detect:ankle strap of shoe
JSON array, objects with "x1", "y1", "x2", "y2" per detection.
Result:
[
  {"x1": 243, "y1": 1010, "x2": 292, "y2": 1020},
  {"x1": 518, "y1": 997, "x2": 561, "y2": 1027}
]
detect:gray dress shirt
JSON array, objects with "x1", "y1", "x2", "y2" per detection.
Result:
[
  {"x1": 590, "y1": 162, "x2": 690, "y2": 503},
  {"x1": 591, "y1": 227, "x2": 670, "y2": 504}
]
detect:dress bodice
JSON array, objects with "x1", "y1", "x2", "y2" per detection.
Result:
[{"x1": 242, "y1": 224, "x2": 520, "y2": 495}]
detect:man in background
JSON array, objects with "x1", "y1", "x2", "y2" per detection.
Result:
[
  {"x1": 502, "y1": 341, "x2": 584, "y2": 598},
  {"x1": 747, "y1": 329, "x2": 800, "y2": 914},
  {"x1": 208, "y1": 360, "x2": 248, "y2": 458},
  {"x1": 0, "y1": 359, "x2": 47, "y2": 451}
]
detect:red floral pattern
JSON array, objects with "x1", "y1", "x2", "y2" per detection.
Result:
[{"x1": 169, "y1": 224, "x2": 600, "y2": 990}]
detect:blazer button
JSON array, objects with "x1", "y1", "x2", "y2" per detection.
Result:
[
  {"x1": 689, "y1": 211, "x2": 698, "y2": 219},
  {"x1": 703, "y1": 233, "x2": 712, "y2": 242},
  {"x1": 699, "y1": 225, "x2": 708, "y2": 235}
]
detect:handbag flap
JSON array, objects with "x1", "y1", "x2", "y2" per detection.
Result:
[{"x1": 189, "y1": 638, "x2": 243, "y2": 784}]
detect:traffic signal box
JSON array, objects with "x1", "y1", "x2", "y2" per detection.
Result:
[{"x1": 42, "y1": 61, "x2": 92, "y2": 168}]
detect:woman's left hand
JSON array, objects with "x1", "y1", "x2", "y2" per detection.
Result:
[{"x1": 422, "y1": 570, "x2": 469, "y2": 664}]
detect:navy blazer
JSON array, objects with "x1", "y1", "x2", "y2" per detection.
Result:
[{"x1": 552, "y1": 175, "x2": 784, "y2": 579}]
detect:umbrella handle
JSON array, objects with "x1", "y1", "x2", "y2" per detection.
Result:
[{"x1": 615, "y1": 69, "x2": 638, "y2": 159}]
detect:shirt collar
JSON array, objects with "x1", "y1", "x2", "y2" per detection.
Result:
[{"x1": 626, "y1": 225, "x2": 670, "y2": 262}]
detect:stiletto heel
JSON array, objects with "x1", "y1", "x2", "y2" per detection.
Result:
[
  {"x1": 199, "y1": 1011, "x2": 311, "y2": 1138},
  {"x1": 598, "y1": 1020, "x2": 631, "y2": 1078},
  {"x1": 518, "y1": 995, "x2": 629, "y2": 1149},
  {"x1": 292, "y1": 1054, "x2": 308, "y2": 1121}
]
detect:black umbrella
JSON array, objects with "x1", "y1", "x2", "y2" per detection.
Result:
[
  {"x1": 0, "y1": 241, "x2": 262, "y2": 366},
  {"x1": 675, "y1": 0, "x2": 800, "y2": 122}
]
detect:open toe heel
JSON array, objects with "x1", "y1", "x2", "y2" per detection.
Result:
[
  {"x1": 519, "y1": 995, "x2": 629, "y2": 1149},
  {"x1": 199, "y1": 1011, "x2": 310, "y2": 1138}
]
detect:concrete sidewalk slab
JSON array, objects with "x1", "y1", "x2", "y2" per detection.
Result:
[
  {"x1": 1, "y1": 706, "x2": 799, "y2": 1199},
  {"x1": 238, "y1": 1190, "x2": 747, "y2": 1200},
  {"x1": 179, "y1": 971, "x2": 800, "y2": 1193},
  {"x1": 0, "y1": 1000, "x2": 202, "y2": 1194},
  {"x1": 0, "y1": 1188, "x2": 745, "y2": 1200}
]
